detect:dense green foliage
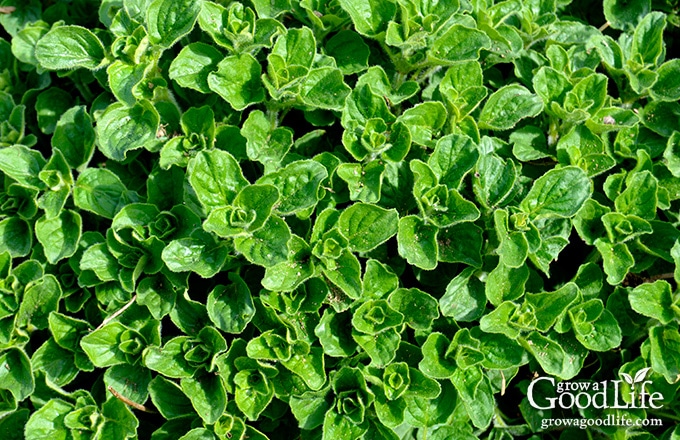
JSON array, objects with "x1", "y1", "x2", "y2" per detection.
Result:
[{"x1": 1, "y1": 0, "x2": 680, "y2": 438}]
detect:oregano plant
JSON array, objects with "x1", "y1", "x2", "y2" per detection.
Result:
[{"x1": 0, "y1": 0, "x2": 679, "y2": 438}]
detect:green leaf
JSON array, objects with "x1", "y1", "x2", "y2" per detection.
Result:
[
  {"x1": 282, "y1": 345, "x2": 326, "y2": 390},
  {"x1": 567, "y1": 73, "x2": 608, "y2": 115},
  {"x1": 169, "y1": 42, "x2": 222, "y2": 94},
  {"x1": 437, "y1": 223, "x2": 483, "y2": 267},
  {"x1": 451, "y1": 366, "x2": 493, "y2": 429},
  {"x1": 595, "y1": 239, "x2": 634, "y2": 285},
  {"x1": 631, "y1": 11, "x2": 666, "y2": 66},
  {"x1": 604, "y1": 0, "x2": 650, "y2": 30},
  {"x1": 35, "y1": 210, "x2": 81, "y2": 264},
  {"x1": 80, "y1": 323, "x2": 137, "y2": 367},
  {"x1": 352, "y1": 299, "x2": 404, "y2": 335},
  {"x1": 355, "y1": 66, "x2": 419, "y2": 105},
  {"x1": 523, "y1": 283, "x2": 579, "y2": 332},
  {"x1": 388, "y1": 288, "x2": 439, "y2": 330},
  {"x1": 362, "y1": 259, "x2": 399, "y2": 300},
  {"x1": 207, "y1": 273, "x2": 255, "y2": 334},
  {"x1": 651, "y1": 59, "x2": 680, "y2": 102},
  {"x1": 80, "y1": 242, "x2": 118, "y2": 282},
  {"x1": 474, "y1": 329, "x2": 528, "y2": 369},
  {"x1": 0, "y1": 409, "x2": 28, "y2": 439},
  {"x1": 247, "y1": 331, "x2": 291, "y2": 361},
  {"x1": 0, "y1": 144, "x2": 46, "y2": 189},
  {"x1": 397, "y1": 215, "x2": 438, "y2": 270},
  {"x1": 178, "y1": 429, "x2": 216, "y2": 440},
  {"x1": 520, "y1": 166, "x2": 592, "y2": 219},
  {"x1": 323, "y1": 408, "x2": 367, "y2": 440},
  {"x1": 147, "y1": 0, "x2": 201, "y2": 48},
  {"x1": 614, "y1": 171, "x2": 658, "y2": 219},
  {"x1": 664, "y1": 132, "x2": 680, "y2": 178},
  {"x1": 485, "y1": 262, "x2": 529, "y2": 306},
  {"x1": 322, "y1": 249, "x2": 363, "y2": 299},
  {"x1": 673, "y1": 240, "x2": 680, "y2": 284},
  {"x1": 162, "y1": 233, "x2": 228, "y2": 278},
  {"x1": 649, "y1": 326, "x2": 680, "y2": 383},
  {"x1": 35, "y1": 25, "x2": 105, "y2": 70},
  {"x1": 569, "y1": 299, "x2": 622, "y2": 351},
  {"x1": 586, "y1": 107, "x2": 640, "y2": 134},
  {"x1": 301, "y1": 67, "x2": 352, "y2": 111},
  {"x1": 37, "y1": 170, "x2": 71, "y2": 223},
  {"x1": 52, "y1": 106, "x2": 95, "y2": 170},
  {"x1": 181, "y1": 373, "x2": 227, "y2": 424},
  {"x1": 241, "y1": 111, "x2": 292, "y2": 171},
  {"x1": 36, "y1": 88, "x2": 73, "y2": 135},
  {"x1": 497, "y1": 231, "x2": 528, "y2": 268},
  {"x1": 24, "y1": 399, "x2": 73, "y2": 440},
  {"x1": 49, "y1": 312, "x2": 91, "y2": 352},
  {"x1": 208, "y1": 53, "x2": 265, "y2": 110},
  {"x1": 0, "y1": 217, "x2": 32, "y2": 258},
  {"x1": 641, "y1": 101, "x2": 680, "y2": 138},
  {"x1": 430, "y1": 24, "x2": 490, "y2": 63},
  {"x1": 419, "y1": 333, "x2": 456, "y2": 379},
  {"x1": 480, "y1": 302, "x2": 520, "y2": 339},
  {"x1": 148, "y1": 375, "x2": 194, "y2": 420},
  {"x1": 251, "y1": 0, "x2": 290, "y2": 18},
  {"x1": 420, "y1": 185, "x2": 480, "y2": 227},
  {"x1": 338, "y1": 203, "x2": 398, "y2": 253},
  {"x1": 573, "y1": 198, "x2": 610, "y2": 245},
  {"x1": 205, "y1": 184, "x2": 279, "y2": 237},
  {"x1": 262, "y1": 236, "x2": 315, "y2": 292},
  {"x1": 187, "y1": 149, "x2": 248, "y2": 214},
  {"x1": 290, "y1": 388, "x2": 331, "y2": 430},
  {"x1": 96, "y1": 101, "x2": 160, "y2": 162},
  {"x1": 234, "y1": 369, "x2": 274, "y2": 421},
  {"x1": 271, "y1": 26, "x2": 316, "y2": 68},
  {"x1": 258, "y1": 160, "x2": 328, "y2": 214},
  {"x1": 234, "y1": 215, "x2": 291, "y2": 267},
  {"x1": 11, "y1": 20, "x2": 48, "y2": 67},
  {"x1": 107, "y1": 61, "x2": 147, "y2": 107},
  {"x1": 339, "y1": 0, "x2": 396, "y2": 37},
  {"x1": 337, "y1": 161, "x2": 384, "y2": 203},
  {"x1": 439, "y1": 267, "x2": 486, "y2": 321},
  {"x1": 440, "y1": 62, "x2": 487, "y2": 119},
  {"x1": 105, "y1": 363, "x2": 152, "y2": 406},
  {"x1": 326, "y1": 30, "x2": 370, "y2": 74},
  {"x1": 428, "y1": 134, "x2": 479, "y2": 190},
  {"x1": 403, "y1": 381, "x2": 457, "y2": 428},
  {"x1": 522, "y1": 331, "x2": 587, "y2": 380},
  {"x1": 629, "y1": 280, "x2": 677, "y2": 324},
  {"x1": 399, "y1": 103, "x2": 447, "y2": 147},
  {"x1": 479, "y1": 85, "x2": 543, "y2": 131},
  {"x1": 533, "y1": 66, "x2": 571, "y2": 107},
  {"x1": 353, "y1": 327, "x2": 400, "y2": 367},
  {"x1": 0, "y1": 348, "x2": 34, "y2": 402},
  {"x1": 473, "y1": 153, "x2": 518, "y2": 209},
  {"x1": 601, "y1": 212, "x2": 652, "y2": 243},
  {"x1": 143, "y1": 337, "x2": 197, "y2": 378},
  {"x1": 315, "y1": 310, "x2": 357, "y2": 357},
  {"x1": 137, "y1": 274, "x2": 178, "y2": 320},
  {"x1": 17, "y1": 275, "x2": 62, "y2": 330}
]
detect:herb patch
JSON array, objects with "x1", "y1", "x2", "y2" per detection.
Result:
[{"x1": 1, "y1": 0, "x2": 680, "y2": 438}]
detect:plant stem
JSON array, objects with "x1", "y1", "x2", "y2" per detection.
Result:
[
  {"x1": 108, "y1": 386, "x2": 157, "y2": 413},
  {"x1": 96, "y1": 294, "x2": 137, "y2": 330},
  {"x1": 648, "y1": 410, "x2": 680, "y2": 423},
  {"x1": 645, "y1": 272, "x2": 675, "y2": 282}
]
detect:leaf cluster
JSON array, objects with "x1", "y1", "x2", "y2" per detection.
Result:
[{"x1": 1, "y1": 0, "x2": 680, "y2": 438}]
